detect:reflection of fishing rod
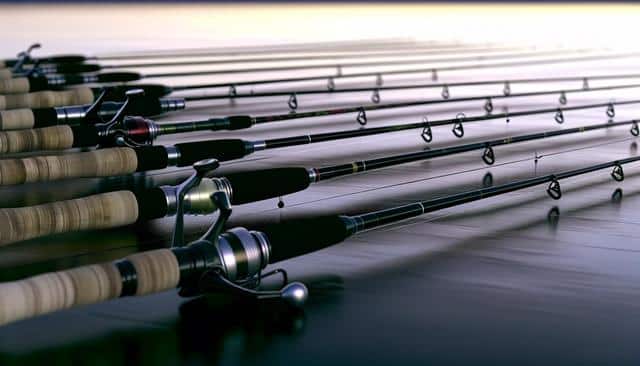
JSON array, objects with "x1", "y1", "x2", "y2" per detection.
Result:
[
  {"x1": 0, "y1": 39, "x2": 477, "y2": 67},
  {"x1": 0, "y1": 154, "x2": 636, "y2": 327},
  {"x1": 0, "y1": 115, "x2": 636, "y2": 247},
  {"x1": 0, "y1": 96, "x2": 634, "y2": 155},
  {"x1": 150, "y1": 51, "x2": 640, "y2": 95},
  {"x1": 5, "y1": 46, "x2": 542, "y2": 78},
  {"x1": 0, "y1": 294, "x2": 305, "y2": 365},
  {"x1": 0, "y1": 49, "x2": 617, "y2": 94}
]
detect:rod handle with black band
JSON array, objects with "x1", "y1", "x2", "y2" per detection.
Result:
[
  {"x1": 0, "y1": 87, "x2": 95, "y2": 110},
  {"x1": 0, "y1": 248, "x2": 180, "y2": 326}
]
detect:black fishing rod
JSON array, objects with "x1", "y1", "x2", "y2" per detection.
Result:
[
  {"x1": 3, "y1": 75, "x2": 640, "y2": 128},
  {"x1": 1, "y1": 109, "x2": 636, "y2": 190},
  {"x1": 7, "y1": 47, "x2": 579, "y2": 80},
  {"x1": 0, "y1": 154, "x2": 636, "y2": 326},
  {"x1": 189, "y1": 81, "x2": 640, "y2": 126},
  {"x1": 0, "y1": 48, "x2": 589, "y2": 94},
  {"x1": 0, "y1": 96, "x2": 636, "y2": 155},
  {"x1": 0, "y1": 39, "x2": 466, "y2": 67}
]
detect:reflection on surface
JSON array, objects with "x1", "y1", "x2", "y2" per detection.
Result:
[
  {"x1": 0, "y1": 296, "x2": 306, "y2": 366},
  {"x1": 546, "y1": 205, "x2": 560, "y2": 231},
  {"x1": 611, "y1": 187, "x2": 623, "y2": 204}
]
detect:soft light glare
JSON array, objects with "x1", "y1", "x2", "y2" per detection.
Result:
[{"x1": 0, "y1": 3, "x2": 638, "y2": 55}]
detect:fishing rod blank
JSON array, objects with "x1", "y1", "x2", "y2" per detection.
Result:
[
  {"x1": 0, "y1": 154, "x2": 636, "y2": 327},
  {"x1": 0, "y1": 97, "x2": 637, "y2": 155},
  {"x1": 0, "y1": 48, "x2": 589, "y2": 93}
]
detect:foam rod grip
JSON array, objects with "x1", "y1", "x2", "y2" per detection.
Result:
[
  {"x1": 0, "y1": 87, "x2": 94, "y2": 110},
  {"x1": 225, "y1": 167, "x2": 311, "y2": 204},
  {"x1": 0, "y1": 125, "x2": 74, "y2": 154},
  {"x1": 0, "y1": 147, "x2": 139, "y2": 185},
  {"x1": 0, "y1": 109, "x2": 35, "y2": 130},
  {"x1": 0, "y1": 77, "x2": 31, "y2": 94},
  {"x1": 0, "y1": 249, "x2": 180, "y2": 326},
  {"x1": 0, "y1": 190, "x2": 139, "y2": 246}
]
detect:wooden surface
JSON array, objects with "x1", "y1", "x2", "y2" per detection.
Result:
[{"x1": 2, "y1": 3, "x2": 640, "y2": 366}]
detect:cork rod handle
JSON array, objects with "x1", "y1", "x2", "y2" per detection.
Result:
[
  {"x1": 0, "y1": 190, "x2": 139, "y2": 246},
  {"x1": 0, "y1": 87, "x2": 94, "y2": 110},
  {"x1": 0, "y1": 125, "x2": 74, "y2": 153},
  {"x1": 0, "y1": 77, "x2": 31, "y2": 95},
  {"x1": 0, "y1": 147, "x2": 139, "y2": 185},
  {"x1": 0, "y1": 249, "x2": 180, "y2": 326},
  {"x1": 0, "y1": 109, "x2": 36, "y2": 130},
  {"x1": 0, "y1": 69, "x2": 13, "y2": 81}
]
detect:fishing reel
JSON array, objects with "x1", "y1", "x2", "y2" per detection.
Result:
[
  {"x1": 169, "y1": 159, "x2": 308, "y2": 307},
  {"x1": 96, "y1": 89, "x2": 162, "y2": 147}
]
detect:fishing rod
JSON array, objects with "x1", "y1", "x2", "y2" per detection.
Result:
[
  {"x1": 0, "y1": 39, "x2": 471, "y2": 68},
  {"x1": 4, "y1": 45, "x2": 538, "y2": 78},
  {"x1": 164, "y1": 50, "x2": 640, "y2": 94},
  {"x1": 0, "y1": 87, "x2": 186, "y2": 129},
  {"x1": 2, "y1": 71, "x2": 639, "y2": 128},
  {"x1": 0, "y1": 154, "x2": 636, "y2": 327},
  {"x1": 0, "y1": 95, "x2": 635, "y2": 155},
  {"x1": 189, "y1": 81, "x2": 640, "y2": 126},
  {"x1": 0, "y1": 112, "x2": 635, "y2": 241},
  {"x1": 0, "y1": 48, "x2": 589, "y2": 93},
  {"x1": 188, "y1": 73, "x2": 640, "y2": 107}
]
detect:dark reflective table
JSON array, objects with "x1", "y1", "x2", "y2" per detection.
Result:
[{"x1": 2, "y1": 4, "x2": 640, "y2": 365}]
